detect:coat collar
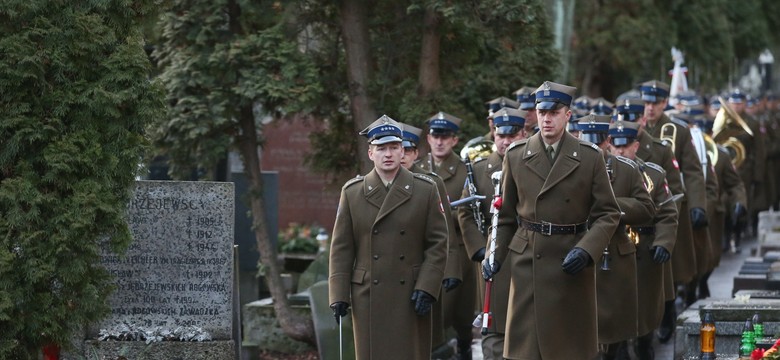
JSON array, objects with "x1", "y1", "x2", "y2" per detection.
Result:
[
  {"x1": 434, "y1": 151, "x2": 461, "y2": 181},
  {"x1": 364, "y1": 167, "x2": 414, "y2": 224},
  {"x1": 524, "y1": 132, "x2": 583, "y2": 195},
  {"x1": 483, "y1": 152, "x2": 503, "y2": 174}
]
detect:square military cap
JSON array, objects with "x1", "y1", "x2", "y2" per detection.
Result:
[
  {"x1": 615, "y1": 89, "x2": 641, "y2": 103},
  {"x1": 359, "y1": 115, "x2": 404, "y2": 145},
  {"x1": 614, "y1": 98, "x2": 645, "y2": 121},
  {"x1": 727, "y1": 88, "x2": 747, "y2": 103},
  {"x1": 398, "y1": 122, "x2": 423, "y2": 148},
  {"x1": 492, "y1": 107, "x2": 527, "y2": 135},
  {"x1": 638, "y1": 80, "x2": 671, "y2": 102},
  {"x1": 427, "y1": 111, "x2": 462, "y2": 134},
  {"x1": 709, "y1": 96, "x2": 721, "y2": 110},
  {"x1": 486, "y1": 97, "x2": 520, "y2": 114},
  {"x1": 682, "y1": 104, "x2": 705, "y2": 116},
  {"x1": 575, "y1": 114, "x2": 611, "y2": 144},
  {"x1": 513, "y1": 86, "x2": 537, "y2": 110},
  {"x1": 568, "y1": 108, "x2": 589, "y2": 131},
  {"x1": 591, "y1": 97, "x2": 614, "y2": 115},
  {"x1": 573, "y1": 96, "x2": 594, "y2": 112},
  {"x1": 609, "y1": 121, "x2": 640, "y2": 146},
  {"x1": 533, "y1": 81, "x2": 577, "y2": 110}
]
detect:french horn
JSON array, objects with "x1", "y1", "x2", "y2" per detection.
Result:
[{"x1": 712, "y1": 96, "x2": 751, "y2": 168}]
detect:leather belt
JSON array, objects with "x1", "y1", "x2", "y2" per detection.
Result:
[
  {"x1": 518, "y1": 218, "x2": 587, "y2": 236},
  {"x1": 632, "y1": 226, "x2": 655, "y2": 235}
]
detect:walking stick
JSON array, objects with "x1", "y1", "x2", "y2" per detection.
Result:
[
  {"x1": 339, "y1": 315, "x2": 343, "y2": 360},
  {"x1": 480, "y1": 171, "x2": 502, "y2": 335}
]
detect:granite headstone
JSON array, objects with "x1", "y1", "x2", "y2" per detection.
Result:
[{"x1": 94, "y1": 181, "x2": 235, "y2": 341}]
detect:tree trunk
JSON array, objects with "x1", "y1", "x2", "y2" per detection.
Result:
[
  {"x1": 236, "y1": 104, "x2": 315, "y2": 345},
  {"x1": 418, "y1": 6, "x2": 441, "y2": 97},
  {"x1": 340, "y1": 0, "x2": 376, "y2": 173}
]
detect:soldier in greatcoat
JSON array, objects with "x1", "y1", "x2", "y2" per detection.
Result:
[
  {"x1": 328, "y1": 115, "x2": 448, "y2": 360},
  {"x1": 458, "y1": 107, "x2": 527, "y2": 360},
  {"x1": 483, "y1": 81, "x2": 621, "y2": 360},
  {"x1": 576, "y1": 116, "x2": 655, "y2": 359},
  {"x1": 609, "y1": 120, "x2": 678, "y2": 360}
]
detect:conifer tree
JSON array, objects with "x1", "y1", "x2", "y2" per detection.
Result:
[{"x1": 0, "y1": 1, "x2": 163, "y2": 357}]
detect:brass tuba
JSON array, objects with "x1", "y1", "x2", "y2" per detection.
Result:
[
  {"x1": 660, "y1": 122, "x2": 677, "y2": 153},
  {"x1": 460, "y1": 136, "x2": 496, "y2": 161},
  {"x1": 712, "y1": 96, "x2": 751, "y2": 168},
  {"x1": 703, "y1": 133, "x2": 719, "y2": 166}
]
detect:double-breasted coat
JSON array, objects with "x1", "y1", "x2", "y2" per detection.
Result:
[
  {"x1": 328, "y1": 167, "x2": 448, "y2": 360},
  {"x1": 494, "y1": 132, "x2": 621, "y2": 360},
  {"x1": 634, "y1": 159, "x2": 679, "y2": 336},
  {"x1": 457, "y1": 152, "x2": 510, "y2": 336},
  {"x1": 596, "y1": 155, "x2": 655, "y2": 344},
  {"x1": 419, "y1": 152, "x2": 475, "y2": 338},
  {"x1": 637, "y1": 129, "x2": 695, "y2": 286},
  {"x1": 710, "y1": 146, "x2": 747, "y2": 263}
]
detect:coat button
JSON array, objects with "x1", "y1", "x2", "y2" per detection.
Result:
[
  {"x1": 373, "y1": 229, "x2": 379, "y2": 235},
  {"x1": 399, "y1": 255, "x2": 405, "y2": 260},
  {"x1": 400, "y1": 280, "x2": 405, "y2": 284},
  {"x1": 536, "y1": 254, "x2": 541, "y2": 259},
  {"x1": 373, "y1": 255, "x2": 379, "y2": 260},
  {"x1": 373, "y1": 280, "x2": 379, "y2": 285},
  {"x1": 400, "y1": 230, "x2": 405, "y2": 235}
]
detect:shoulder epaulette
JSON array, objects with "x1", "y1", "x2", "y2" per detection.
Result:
[
  {"x1": 644, "y1": 161, "x2": 666, "y2": 175},
  {"x1": 653, "y1": 138, "x2": 671, "y2": 147},
  {"x1": 670, "y1": 117, "x2": 688, "y2": 128},
  {"x1": 413, "y1": 173, "x2": 436, "y2": 184},
  {"x1": 579, "y1": 140, "x2": 600, "y2": 151},
  {"x1": 343, "y1": 175, "x2": 364, "y2": 189},
  {"x1": 615, "y1": 155, "x2": 637, "y2": 168},
  {"x1": 507, "y1": 138, "x2": 529, "y2": 152},
  {"x1": 473, "y1": 157, "x2": 487, "y2": 164}
]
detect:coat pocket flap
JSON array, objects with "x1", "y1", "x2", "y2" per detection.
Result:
[
  {"x1": 351, "y1": 268, "x2": 367, "y2": 284},
  {"x1": 508, "y1": 233, "x2": 529, "y2": 255},
  {"x1": 617, "y1": 241, "x2": 636, "y2": 255}
]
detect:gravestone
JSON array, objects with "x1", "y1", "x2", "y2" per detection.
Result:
[{"x1": 83, "y1": 181, "x2": 236, "y2": 359}]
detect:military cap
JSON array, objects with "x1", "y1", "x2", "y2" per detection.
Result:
[
  {"x1": 709, "y1": 96, "x2": 721, "y2": 110},
  {"x1": 574, "y1": 114, "x2": 611, "y2": 145},
  {"x1": 609, "y1": 121, "x2": 640, "y2": 147},
  {"x1": 670, "y1": 111, "x2": 693, "y2": 124},
  {"x1": 534, "y1": 81, "x2": 577, "y2": 110},
  {"x1": 492, "y1": 107, "x2": 527, "y2": 135},
  {"x1": 359, "y1": 115, "x2": 404, "y2": 145},
  {"x1": 696, "y1": 117, "x2": 714, "y2": 132},
  {"x1": 615, "y1": 89, "x2": 642, "y2": 103},
  {"x1": 746, "y1": 96, "x2": 758, "y2": 107},
  {"x1": 399, "y1": 122, "x2": 423, "y2": 148},
  {"x1": 676, "y1": 90, "x2": 702, "y2": 107},
  {"x1": 682, "y1": 104, "x2": 705, "y2": 116},
  {"x1": 727, "y1": 88, "x2": 747, "y2": 103},
  {"x1": 427, "y1": 111, "x2": 462, "y2": 134},
  {"x1": 486, "y1": 97, "x2": 520, "y2": 115},
  {"x1": 573, "y1": 96, "x2": 593, "y2": 112},
  {"x1": 513, "y1": 86, "x2": 537, "y2": 110},
  {"x1": 638, "y1": 80, "x2": 671, "y2": 102},
  {"x1": 591, "y1": 98, "x2": 614, "y2": 115},
  {"x1": 614, "y1": 98, "x2": 645, "y2": 122}
]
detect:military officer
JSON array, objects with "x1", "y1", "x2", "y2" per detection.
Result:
[
  {"x1": 609, "y1": 120, "x2": 678, "y2": 360},
  {"x1": 514, "y1": 86, "x2": 538, "y2": 135},
  {"x1": 483, "y1": 81, "x2": 621, "y2": 360},
  {"x1": 418, "y1": 112, "x2": 474, "y2": 359},
  {"x1": 458, "y1": 107, "x2": 527, "y2": 360},
  {"x1": 575, "y1": 115, "x2": 655, "y2": 359},
  {"x1": 329, "y1": 115, "x2": 448, "y2": 360},
  {"x1": 614, "y1": 96, "x2": 683, "y2": 342},
  {"x1": 485, "y1": 97, "x2": 521, "y2": 141},
  {"x1": 399, "y1": 122, "x2": 463, "y2": 358}
]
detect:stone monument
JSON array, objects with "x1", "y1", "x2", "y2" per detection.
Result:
[{"x1": 82, "y1": 181, "x2": 237, "y2": 359}]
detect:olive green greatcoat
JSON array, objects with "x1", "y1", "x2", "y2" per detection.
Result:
[
  {"x1": 494, "y1": 132, "x2": 621, "y2": 360},
  {"x1": 597, "y1": 155, "x2": 655, "y2": 344},
  {"x1": 420, "y1": 151, "x2": 475, "y2": 338},
  {"x1": 634, "y1": 160, "x2": 679, "y2": 336},
  {"x1": 637, "y1": 129, "x2": 696, "y2": 285},
  {"x1": 457, "y1": 152, "x2": 510, "y2": 336},
  {"x1": 710, "y1": 146, "x2": 748, "y2": 264},
  {"x1": 328, "y1": 167, "x2": 448, "y2": 360},
  {"x1": 694, "y1": 157, "x2": 717, "y2": 275},
  {"x1": 646, "y1": 115, "x2": 707, "y2": 283},
  {"x1": 715, "y1": 113, "x2": 766, "y2": 215}
]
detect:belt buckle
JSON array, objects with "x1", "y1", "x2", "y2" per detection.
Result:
[{"x1": 541, "y1": 221, "x2": 552, "y2": 236}]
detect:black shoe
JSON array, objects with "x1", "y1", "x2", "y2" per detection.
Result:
[
  {"x1": 457, "y1": 339, "x2": 472, "y2": 360},
  {"x1": 656, "y1": 326, "x2": 673, "y2": 344},
  {"x1": 636, "y1": 333, "x2": 655, "y2": 360}
]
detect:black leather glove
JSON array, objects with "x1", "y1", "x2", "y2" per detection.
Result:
[
  {"x1": 410, "y1": 290, "x2": 434, "y2": 316},
  {"x1": 690, "y1": 207, "x2": 708, "y2": 229},
  {"x1": 734, "y1": 202, "x2": 746, "y2": 219},
  {"x1": 651, "y1": 246, "x2": 671, "y2": 264},
  {"x1": 471, "y1": 247, "x2": 486, "y2": 262},
  {"x1": 442, "y1": 278, "x2": 462, "y2": 292},
  {"x1": 481, "y1": 258, "x2": 501, "y2": 280},
  {"x1": 562, "y1": 247, "x2": 591, "y2": 275},
  {"x1": 330, "y1": 301, "x2": 349, "y2": 324}
]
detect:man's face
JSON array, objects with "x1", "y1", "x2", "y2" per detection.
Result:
[
  {"x1": 495, "y1": 130, "x2": 526, "y2": 156},
  {"x1": 643, "y1": 98, "x2": 668, "y2": 123},
  {"x1": 427, "y1": 133, "x2": 458, "y2": 159},
  {"x1": 537, "y1": 106, "x2": 570, "y2": 143},
  {"x1": 708, "y1": 106, "x2": 719, "y2": 119},
  {"x1": 523, "y1": 110, "x2": 538, "y2": 134},
  {"x1": 729, "y1": 101, "x2": 746, "y2": 115},
  {"x1": 368, "y1": 142, "x2": 403, "y2": 172},
  {"x1": 400, "y1": 147, "x2": 418, "y2": 170},
  {"x1": 609, "y1": 139, "x2": 640, "y2": 160}
]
